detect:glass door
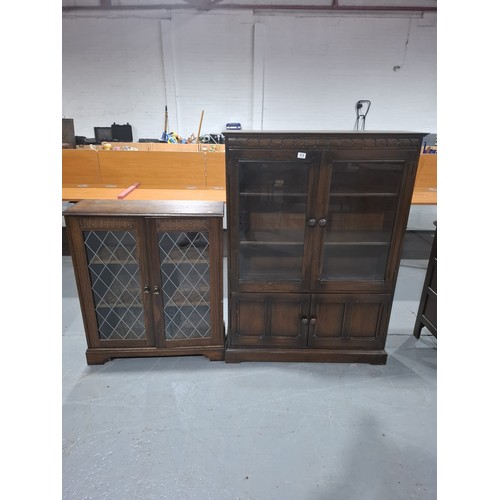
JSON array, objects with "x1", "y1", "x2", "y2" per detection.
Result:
[
  {"x1": 152, "y1": 220, "x2": 214, "y2": 346},
  {"x1": 82, "y1": 224, "x2": 149, "y2": 345},
  {"x1": 313, "y1": 156, "x2": 408, "y2": 290},
  {"x1": 230, "y1": 149, "x2": 321, "y2": 291}
]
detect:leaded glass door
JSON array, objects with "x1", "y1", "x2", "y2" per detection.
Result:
[
  {"x1": 228, "y1": 149, "x2": 321, "y2": 292},
  {"x1": 79, "y1": 217, "x2": 154, "y2": 347},
  {"x1": 150, "y1": 218, "x2": 216, "y2": 347}
]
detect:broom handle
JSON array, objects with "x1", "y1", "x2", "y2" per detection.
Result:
[{"x1": 197, "y1": 110, "x2": 204, "y2": 144}]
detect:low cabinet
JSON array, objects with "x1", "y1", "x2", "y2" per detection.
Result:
[
  {"x1": 413, "y1": 223, "x2": 437, "y2": 338},
  {"x1": 64, "y1": 200, "x2": 225, "y2": 364}
]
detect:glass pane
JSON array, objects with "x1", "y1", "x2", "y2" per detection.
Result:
[
  {"x1": 158, "y1": 231, "x2": 211, "y2": 340},
  {"x1": 238, "y1": 160, "x2": 309, "y2": 281},
  {"x1": 325, "y1": 196, "x2": 397, "y2": 244},
  {"x1": 83, "y1": 230, "x2": 146, "y2": 340},
  {"x1": 322, "y1": 245, "x2": 390, "y2": 280},
  {"x1": 320, "y1": 160, "x2": 404, "y2": 281},
  {"x1": 331, "y1": 160, "x2": 403, "y2": 194}
]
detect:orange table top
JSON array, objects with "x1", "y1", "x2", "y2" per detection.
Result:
[
  {"x1": 63, "y1": 185, "x2": 429, "y2": 204},
  {"x1": 63, "y1": 186, "x2": 227, "y2": 203},
  {"x1": 62, "y1": 186, "x2": 126, "y2": 201},
  {"x1": 411, "y1": 188, "x2": 437, "y2": 205},
  {"x1": 124, "y1": 188, "x2": 226, "y2": 202}
]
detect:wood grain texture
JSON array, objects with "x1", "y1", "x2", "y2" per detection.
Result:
[
  {"x1": 412, "y1": 154, "x2": 437, "y2": 204},
  {"x1": 63, "y1": 199, "x2": 225, "y2": 218},
  {"x1": 62, "y1": 187, "x2": 126, "y2": 201},
  {"x1": 62, "y1": 149, "x2": 101, "y2": 184},
  {"x1": 205, "y1": 152, "x2": 226, "y2": 188},
  {"x1": 97, "y1": 151, "x2": 206, "y2": 188},
  {"x1": 125, "y1": 188, "x2": 226, "y2": 202}
]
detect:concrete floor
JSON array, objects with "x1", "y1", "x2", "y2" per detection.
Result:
[{"x1": 62, "y1": 255, "x2": 437, "y2": 500}]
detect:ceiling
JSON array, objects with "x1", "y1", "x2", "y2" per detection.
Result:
[{"x1": 62, "y1": 0, "x2": 437, "y2": 14}]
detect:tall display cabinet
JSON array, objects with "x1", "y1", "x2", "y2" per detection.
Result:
[
  {"x1": 224, "y1": 131, "x2": 426, "y2": 364},
  {"x1": 64, "y1": 199, "x2": 225, "y2": 365}
]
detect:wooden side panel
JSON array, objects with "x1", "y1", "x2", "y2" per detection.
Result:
[
  {"x1": 412, "y1": 154, "x2": 437, "y2": 204},
  {"x1": 97, "y1": 151, "x2": 206, "y2": 188},
  {"x1": 205, "y1": 152, "x2": 226, "y2": 188},
  {"x1": 414, "y1": 228, "x2": 437, "y2": 338},
  {"x1": 62, "y1": 149, "x2": 101, "y2": 185}
]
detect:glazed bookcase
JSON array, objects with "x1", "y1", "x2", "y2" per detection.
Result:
[
  {"x1": 64, "y1": 199, "x2": 225, "y2": 364},
  {"x1": 224, "y1": 131, "x2": 426, "y2": 364}
]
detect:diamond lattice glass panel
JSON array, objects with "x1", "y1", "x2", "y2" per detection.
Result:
[
  {"x1": 158, "y1": 231, "x2": 211, "y2": 340},
  {"x1": 83, "y1": 230, "x2": 146, "y2": 340}
]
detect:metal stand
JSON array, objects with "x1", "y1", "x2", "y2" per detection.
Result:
[{"x1": 354, "y1": 100, "x2": 371, "y2": 130}]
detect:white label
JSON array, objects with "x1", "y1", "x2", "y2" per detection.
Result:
[{"x1": 297, "y1": 152, "x2": 307, "y2": 159}]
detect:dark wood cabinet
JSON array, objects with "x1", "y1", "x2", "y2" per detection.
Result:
[
  {"x1": 414, "y1": 224, "x2": 437, "y2": 338},
  {"x1": 225, "y1": 131, "x2": 426, "y2": 364},
  {"x1": 64, "y1": 200, "x2": 225, "y2": 364}
]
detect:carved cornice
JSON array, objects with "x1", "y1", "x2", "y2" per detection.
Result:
[
  {"x1": 156, "y1": 218, "x2": 208, "y2": 231},
  {"x1": 225, "y1": 136, "x2": 422, "y2": 150},
  {"x1": 80, "y1": 218, "x2": 135, "y2": 230}
]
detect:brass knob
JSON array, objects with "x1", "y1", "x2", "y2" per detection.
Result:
[
  {"x1": 310, "y1": 317, "x2": 317, "y2": 326},
  {"x1": 153, "y1": 286, "x2": 160, "y2": 295},
  {"x1": 301, "y1": 317, "x2": 309, "y2": 325},
  {"x1": 318, "y1": 218, "x2": 327, "y2": 227},
  {"x1": 144, "y1": 285, "x2": 150, "y2": 294},
  {"x1": 307, "y1": 218, "x2": 317, "y2": 227}
]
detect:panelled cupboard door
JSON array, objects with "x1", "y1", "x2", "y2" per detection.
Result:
[
  {"x1": 307, "y1": 294, "x2": 391, "y2": 349},
  {"x1": 226, "y1": 148, "x2": 322, "y2": 292},
  {"x1": 230, "y1": 293, "x2": 310, "y2": 348},
  {"x1": 229, "y1": 292, "x2": 389, "y2": 350},
  {"x1": 311, "y1": 149, "x2": 417, "y2": 292},
  {"x1": 147, "y1": 217, "x2": 223, "y2": 348},
  {"x1": 67, "y1": 216, "x2": 155, "y2": 349}
]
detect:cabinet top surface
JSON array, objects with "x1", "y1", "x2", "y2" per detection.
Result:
[{"x1": 63, "y1": 199, "x2": 224, "y2": 218}]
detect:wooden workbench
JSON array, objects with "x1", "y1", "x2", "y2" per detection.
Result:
[
  {"x1": 62, "y1": 186, "x2": 226, "y2": 203},
  {"x1": 62, "y1": 186, "x2": 128, "y2": 202},
  {"x1": 412, "y1": 153, "x2": 437, "y2": 205},
  {"x1": 124, "y1": 188, "x2": 225, "y2": 202},
  {"x1": 62, "y1": 148, "x2": 435, "y2": 204}
]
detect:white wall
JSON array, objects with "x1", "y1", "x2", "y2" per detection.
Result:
[
  {"x1": 62, "y1": 9, "x2": 436, "y2": 140},
  {"x1": 62, "y1": 15, "x2": 166, "y2": 140}
]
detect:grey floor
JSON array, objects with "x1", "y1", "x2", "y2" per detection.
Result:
[{"x1": 62, "y1": 255, "x2": 437, "y2": 500}]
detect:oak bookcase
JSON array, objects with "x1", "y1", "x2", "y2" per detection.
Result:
[
  {"x1": 224, "y1": 131, "x2": 425, "y2": 364},
  {"x1": 64, "y1": 199, "x2": 225, "y2": 365}
]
